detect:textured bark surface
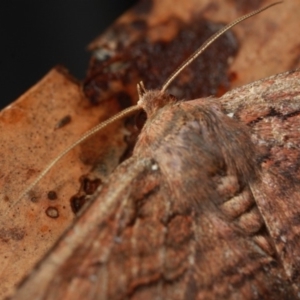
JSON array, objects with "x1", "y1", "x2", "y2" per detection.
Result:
[{"x1": 0, "y1": 0, "x2": 299, "y2": 299}]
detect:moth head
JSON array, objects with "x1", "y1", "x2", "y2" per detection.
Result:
[{"x1": 137, "y1": 81, "x2": 178, "y2": 118}]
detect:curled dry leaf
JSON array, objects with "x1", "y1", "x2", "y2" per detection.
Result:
[
  {"x1": 0, "y1": 0, "x2": 300, "y2": 299},
  {"x1": 0, "y1": 68, "x2": 131, "y2": 299}
]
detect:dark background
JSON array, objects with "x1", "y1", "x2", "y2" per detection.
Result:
[{"x1": 0, "y1": 0, "x2": 137, "y2": 109}]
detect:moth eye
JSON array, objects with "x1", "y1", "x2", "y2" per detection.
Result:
[{"x1": 135, "y1": 110, "x2": 147, "y2": 130}]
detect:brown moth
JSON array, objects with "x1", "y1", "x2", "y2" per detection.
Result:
[{"x1": 8, "y1": 1, "x2": 300, "y2": 299}]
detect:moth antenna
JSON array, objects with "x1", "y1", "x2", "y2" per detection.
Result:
[
  {"x1": 137, "y1": 81, "x2": 147, "y2": 99},
  {"x1": 10, "y1": 105, "x2": 141, "y2": 214},
  {"x1": 161, "y1": 1, "x2": 282, "y2": 92},
  {"x1": 140, "y1": 81, "x2": 146, "y2": 94},
  {"x1": 137, "y1": 82, "x2": 143, "y2": 99}
]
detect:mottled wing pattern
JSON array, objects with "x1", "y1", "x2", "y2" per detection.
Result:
[
  {"x1": 10, "y1": 71, "x2": 300, "y2": 299},
  {"x1": 219, "y1": 69, "x2": 300, "y2": 295}
]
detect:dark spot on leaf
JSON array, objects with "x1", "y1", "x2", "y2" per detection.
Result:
[
  {"x1": 70, "y1": 196, "x2": 87, "y2": 214},
  {"x1": 47, "y1": 191, "x2": 58, "y2": 200},
  {"x1": 55, "y1": 115, "x2": 71, "y2": 129},
  {"x1": 45, "y1": 207, "x2": 59, "y2": 219},
  {"x1": 30, "y1": 197, "x2": 38, "y2": 203}
]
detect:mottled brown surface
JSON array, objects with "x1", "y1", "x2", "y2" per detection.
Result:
[
  {"x1": 1, "y1": 0, "x2": 300, "y2": 299},
  {"x1": 220, "y1": 69, "x2": 300, "y2": 295}
]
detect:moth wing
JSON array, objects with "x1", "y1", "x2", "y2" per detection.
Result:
[{"x1": 218, "y1": 69, "x2": 300, "y2": 292}]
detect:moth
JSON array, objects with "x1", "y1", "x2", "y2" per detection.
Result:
[{"x1": 8, "y1": 1, "x2": 300, "y2": 299}]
